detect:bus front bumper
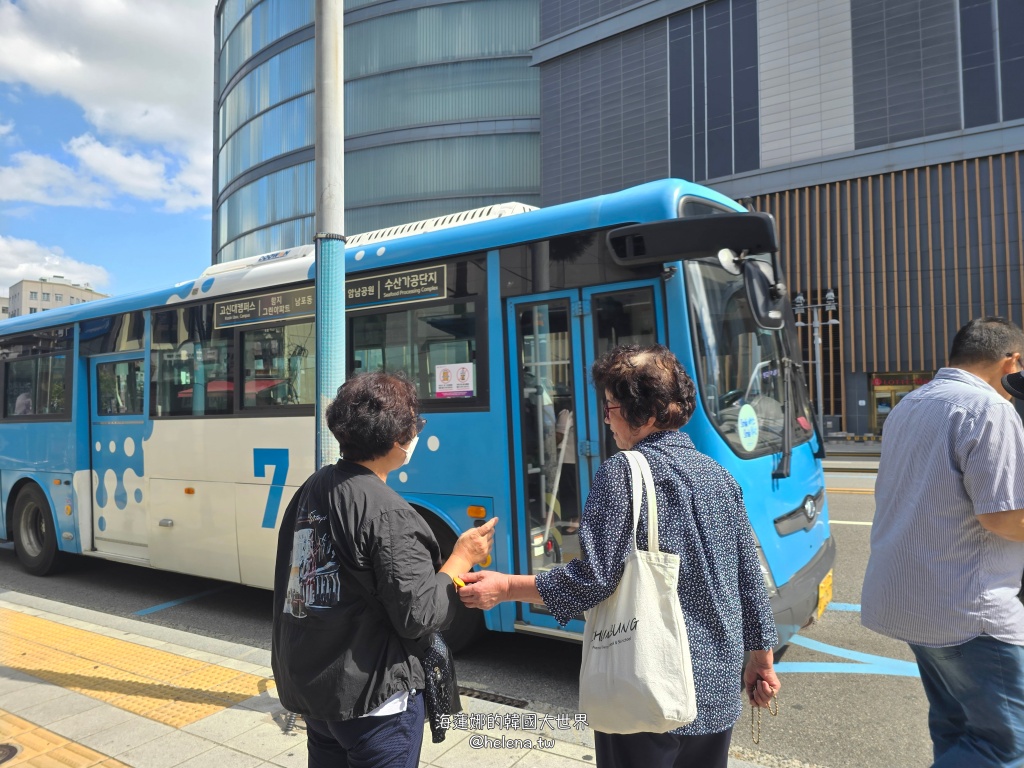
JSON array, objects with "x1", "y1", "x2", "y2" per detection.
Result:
[{"x1": 770, "y1": 535, "x2": 836, "y2": 649}]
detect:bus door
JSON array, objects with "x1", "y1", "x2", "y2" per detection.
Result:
[
  {"x1": 507, "y1": 280, "x2": 663, "y2": 631},
  {"x1": 88, "y1": 354, "x2": 149, "y2": 561}
]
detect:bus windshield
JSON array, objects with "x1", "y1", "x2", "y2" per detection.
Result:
[{"x1": 685, "y1": 257, "x2": 815, "y2": 457}]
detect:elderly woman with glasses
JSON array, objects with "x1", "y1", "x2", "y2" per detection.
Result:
[
  {"x1": 272, "y1": 371, "x2": 497, "y2": 768},
  {"x1": 460, "y1": 344, "x2": 780, "y2": 768}
]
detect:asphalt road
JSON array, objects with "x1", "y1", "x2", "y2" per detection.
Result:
[{"x1": 0, "y1": 484, "x2": 934, "y2": 768}]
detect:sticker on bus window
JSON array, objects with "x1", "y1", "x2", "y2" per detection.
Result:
[
  {"x1": 738, "y1": 404, "x2": 759, "y2": 451},
  {"x1": 435, "y1": 363, "x2": 474, "y2": 398}
]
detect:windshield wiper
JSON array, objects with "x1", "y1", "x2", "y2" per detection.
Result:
[{"x1": 772, "y1": 357, "x2": 793, "y2": 480}]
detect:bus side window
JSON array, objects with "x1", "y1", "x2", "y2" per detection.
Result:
[
  {"x1": 1, "y1": 328, "x2": 71, "y2": 419},
  {"x1": 150, "y1": 305, "x2": 234, "y2": 417},
  {"x1": 96, "y1": 360, "x2": 144, "y2": 415},
  {"x1": 240, "y1": 321, "x2": 315, "y2": 409}
]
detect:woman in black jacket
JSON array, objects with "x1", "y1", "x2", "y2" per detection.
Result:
[{"x1": 271, "y1": 371, "x2": 495, "y2": 768}]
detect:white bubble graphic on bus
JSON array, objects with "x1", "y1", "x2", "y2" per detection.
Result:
[{"x1": 92, "y1": 420, "x2": 155, "y2": 531}]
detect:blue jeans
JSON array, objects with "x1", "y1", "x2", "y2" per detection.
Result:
[
  {"x1": 304, "y1": 691, "x2": 424, "y2": 768},
  {"x1": 910, "y1": 635, "x2": 1024, "y2": 768}
]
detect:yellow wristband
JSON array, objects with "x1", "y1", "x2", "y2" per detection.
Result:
[{"x1": 452, "y1": 576, "x2": 466, "y2": 589}]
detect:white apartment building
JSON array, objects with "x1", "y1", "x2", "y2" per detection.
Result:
[{"x1": 7, "y1": 276, "x2": 108, "y2": 318}]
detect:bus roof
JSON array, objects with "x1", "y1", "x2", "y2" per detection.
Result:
[{"x1": 0, "y1": 178, "x2": 741, "y2": 336}]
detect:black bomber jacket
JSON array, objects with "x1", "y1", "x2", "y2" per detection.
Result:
[{"x1": 271, "y1": 460, "x2": 458, "y2": 721}]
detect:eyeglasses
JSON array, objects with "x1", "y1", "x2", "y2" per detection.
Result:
[
  {"x1": 1007, "y1": 353, "x2": 1024, "y2": 372},
  {"x1": 603, "y1": 403, "x2": 622, "y2": 419},
  {"x1": 416, "y1": 417, "x2": 428, "y2": 434}
]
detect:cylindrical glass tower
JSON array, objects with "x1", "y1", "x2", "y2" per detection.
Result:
[{"x1": 213, "y1": 0, "x2": 540, "y2": 264}]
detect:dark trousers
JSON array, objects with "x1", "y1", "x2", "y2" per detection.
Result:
[
  {"x1": 594, "y1": 727, "x2": 733, "y2": 768},
  {"x1": 304, "y1": 691, "x2": 424, "y2": 768}
]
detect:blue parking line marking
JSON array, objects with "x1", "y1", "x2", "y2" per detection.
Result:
[
  {"x1": 775, "y1": 634, "x2": 920, "y2": 677},
  {"x1": 775, "y1": 661, "x2": 919, "y2": 677},
  {"x1": 133, "y1": 587, "x2": 231, "y2": 616},
  {"x1": 828, "y1": 602, "x2": 861, "y2": 611}
]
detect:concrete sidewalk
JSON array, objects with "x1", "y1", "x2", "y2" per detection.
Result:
[
  {"x1": 822, "y1": 439, "x2": 880, "y2": 479},
  {"x1": 0, "y1": 590, "x2": 775, "y2": 768}
]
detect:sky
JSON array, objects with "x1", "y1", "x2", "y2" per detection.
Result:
[{"x1": 0, "y1": 0, "x2": 216, "y2": 298}]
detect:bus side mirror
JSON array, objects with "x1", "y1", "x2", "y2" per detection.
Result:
[
  {"x1": 741, "y1": 258, "x2": 787, "y2": 331},
  {"x1": 606, "y1": 213, "x2": 778, "y2": 267}
]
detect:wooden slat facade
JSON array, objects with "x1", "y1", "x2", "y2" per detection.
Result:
[{"x1": 753, "y1": 151, "x2": 1024, "y2": 435}]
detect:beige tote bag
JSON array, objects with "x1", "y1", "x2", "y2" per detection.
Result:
[{"x1": 578, "y1": 450, "x2": 697, "y2": 734}]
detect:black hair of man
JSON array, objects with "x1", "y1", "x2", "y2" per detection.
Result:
[{"x1": 948, "y1": 317, "x2": 1024, "y2": 367}]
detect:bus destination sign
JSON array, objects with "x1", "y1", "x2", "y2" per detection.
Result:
[
  {"x1": 214, "y1": 286, "x2": 316, "y2": 329},
  {"x1": 347, "y1": 265, "x2": 447, "y2": 309}
]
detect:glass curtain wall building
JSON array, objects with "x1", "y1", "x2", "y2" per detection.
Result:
[{"x1": 213, "y1": 0, "x2": 541, "y2": 264}]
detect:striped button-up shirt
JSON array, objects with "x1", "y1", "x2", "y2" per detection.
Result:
[{"x1": 862, "y1": 367, "x2": 1024, "y2": 647}]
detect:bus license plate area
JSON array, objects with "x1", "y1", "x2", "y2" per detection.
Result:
[{"x1": 816, "y1": 569, "x2": 834, "y2": 619}]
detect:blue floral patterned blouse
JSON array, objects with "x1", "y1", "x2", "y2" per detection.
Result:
[{"x1": 535, "y1": 429, "x2": 778, "y2": 736}]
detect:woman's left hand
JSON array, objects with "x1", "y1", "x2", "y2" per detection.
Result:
[
  {"x1": 743, "y1": 649, "x2": 781, "y2": 707},
  {"x1": 457, "y1": 570, "x2": 511, "y2": 610}
]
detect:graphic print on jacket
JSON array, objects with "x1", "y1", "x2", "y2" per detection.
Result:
[{"x1": 283, "y1": 503, "x2": 341, "y2": 617}]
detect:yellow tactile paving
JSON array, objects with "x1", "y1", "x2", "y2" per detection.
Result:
[
  {"x1": 0, "y1": 708, "x2": 129, "y2": 768},
  {"x1": 0, "y1": 608, "x2": 274, "y2": 728}
]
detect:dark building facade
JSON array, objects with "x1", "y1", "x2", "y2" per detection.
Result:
[{"x1": 536, "y1": 0, "x2": 1024, "y2": 435}]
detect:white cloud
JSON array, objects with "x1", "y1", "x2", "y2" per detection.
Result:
[
  {"x1": 0, "y1": 134, "x2": 209, "y2": 213},
  {"x1": 0, "y1": 0, "x2": 214, "y2": 212},
  {"x1": 66, "y1": 135, "x2": 168, "y2": 200},
  {"x1": 0, "y1": 119, "x2": 12, "y2": 138},
  {"x1": 0, "y1": 235, "x2": 109, "y2": 292},
  {"x1": 0, "y1": 151, "x2": 110, "y2": 207},
  {"x1": 66, "y1": 134, "x2": 206, "y2": 212}
]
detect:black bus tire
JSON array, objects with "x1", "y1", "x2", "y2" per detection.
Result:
[
  {"x1": 12, "y1": 484, "x2": 65, "y2": 576},
  {"x1": 420, "y1": 510, "x2": 486, "y2": 652}
]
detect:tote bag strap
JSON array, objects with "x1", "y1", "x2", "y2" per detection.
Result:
[
  {"x1": 623, "y1": 451, "x2": 643, "y2": 543},
  {"x1": 623, "y1": 451, "x2": 659, "y2": 552}
]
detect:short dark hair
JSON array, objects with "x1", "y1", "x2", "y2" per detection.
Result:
[
  {"x1": 948, "y1": 317, "x2": 1024, "y2": 367},
  {"x1": 591, "y1": 344, "x2": 696, "y2": 430},
  {"x1": 326, "y1": 372, "x2": 419, "y2": 462}
]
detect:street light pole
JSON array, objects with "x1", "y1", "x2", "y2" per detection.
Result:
[
  {"x1": 811, "y1": 306, "x2": 824, "y2": 434},
  {"x1": 314, "y1": 0, "x2": 346, "y2": 470},
  {"x1": 793, "y1": 290, "x2": 839, "y2": 436}
]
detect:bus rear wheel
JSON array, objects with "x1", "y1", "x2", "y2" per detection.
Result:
[
  {"x1": 13, "y1": 485, "x2": 64, "y2": 576},
  {"x1": 421, "y1": 511, "x2": 486, "y2": 653}
]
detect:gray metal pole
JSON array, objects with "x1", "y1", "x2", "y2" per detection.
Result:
[
  {"x1": 813, "y1": 307, "x2": 824, "y2": 434},
  {"x1": 315, "y1": 0, "x2": 346, "y2": 469}
]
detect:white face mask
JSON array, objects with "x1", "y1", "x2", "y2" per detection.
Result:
[{"x1": 400, "y1": 435, "x2": 419, "y2": 465}]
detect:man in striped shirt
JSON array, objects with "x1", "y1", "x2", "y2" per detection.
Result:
[{"x1": 863, "y1": 317, "x2": 1024, "y2": 768}]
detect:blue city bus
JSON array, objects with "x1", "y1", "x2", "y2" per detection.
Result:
[{"x1": 0, "y1": 179, "x2": 833, "y2": 648}]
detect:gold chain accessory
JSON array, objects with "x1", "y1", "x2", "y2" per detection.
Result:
[{"x1": 750, "y1": 694, "x2": 779, "y2": 745}]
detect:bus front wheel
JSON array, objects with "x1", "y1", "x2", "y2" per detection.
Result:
[{"x1": 13, "y1": 485, "x2": 64, "y2": 576}]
